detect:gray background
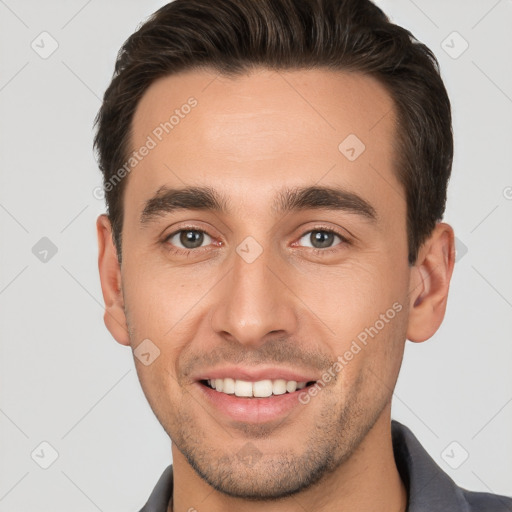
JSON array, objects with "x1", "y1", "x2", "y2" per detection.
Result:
[{"x1": 0, "y1": 0, "x2": 511, "y2": 510}]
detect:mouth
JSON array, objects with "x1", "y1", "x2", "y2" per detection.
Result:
[{"x1": 195, "y1": 377, "x2": 319, "y2": 424}]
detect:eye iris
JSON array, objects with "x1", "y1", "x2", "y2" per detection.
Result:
[
  {"x1": 180, "y1": 230, "x2": 204, "y2": 249},
  {"x1": 311, "y1": 230, "x2": 334, "y2": 249}
]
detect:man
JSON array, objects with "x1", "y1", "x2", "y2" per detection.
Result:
[{"x1": 94, "y1": 0, "x2": 512, "y2": 511}]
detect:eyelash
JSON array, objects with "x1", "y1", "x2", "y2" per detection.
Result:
[{"x1": 162, "y1": 225, "x2": 351, "y2": 257}]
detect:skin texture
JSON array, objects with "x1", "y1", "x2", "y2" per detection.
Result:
[{"x1": 97, "y1": 68, "x2": 455, "y2": 512}]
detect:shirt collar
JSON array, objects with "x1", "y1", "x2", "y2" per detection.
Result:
[
  {"x1": 139, "y1": 464, "x2": 173, "y2": 512},
  {"x1": 391, "y1": 420, "x2": 469, "y2": 511}
]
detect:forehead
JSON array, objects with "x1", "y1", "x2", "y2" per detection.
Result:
[{"x1": 126, "y1": 67, "x2": 400, "y2": 220}]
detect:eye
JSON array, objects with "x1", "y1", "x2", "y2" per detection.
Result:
[
  {"x1": 166, "y1": 229, "x2": 213, "y2": 250},
  {"x1": 297, "y1": 229, "x2": 347, "y2": 250}
]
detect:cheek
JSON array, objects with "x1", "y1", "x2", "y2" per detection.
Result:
[
  {"x1": 295, "y1": 257, "x2": 404, "y2": 334},
  {"x1": 122, "y1": 263, "x2": 217, "y2": 387},
  {"x1": 134, "y1": 357, "x2": 185, "y2": 432},
  {"x1": 340, "y1": 299, "x2": 408, "y2": 397},
  {"x1": 122, "y1": 261, "x2": 206, "y2": 335},
  {"x1": 298, "y1": 258, "x2": 408, "y2": 384}
]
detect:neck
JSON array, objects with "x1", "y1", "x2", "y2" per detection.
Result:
[{"x1": 169, "y1": 408, "x2": 407, "y2": 512}]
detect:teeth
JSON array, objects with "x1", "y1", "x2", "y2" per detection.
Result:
[
  {"x1": 253, "y1": 379, "x2": 273, "y2": 397},
  {"x1": 234, "y1": 379, "x2": 253, "y2": 397},
  {"x1": 206, "y1": 378, "x2": 311, "y2": 397},
  {"x1": 272, "y1": 379, "x2": 287, "y2": 395},
  {"x1": 286, "y1": 380, "x2": 297, "y2": 392},
  {"x1": 223, "y1": 377, "x2": 235, "y2": 394}
]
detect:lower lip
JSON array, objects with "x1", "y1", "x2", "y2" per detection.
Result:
[{"x1": 196, "y1": 381, "x2": 312, "y2": 423}]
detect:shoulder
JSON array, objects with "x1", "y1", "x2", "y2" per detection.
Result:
[
  {"x1": 391, "y1": 420, "x2": 512, "y2": 512},
  {"x1": 461, "y1": 487, "x2": 512, "y2": 512}
]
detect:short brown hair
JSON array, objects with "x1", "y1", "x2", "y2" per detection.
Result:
[{"x1": 94, "y1": 0, "x2": 453, "y2": 266}]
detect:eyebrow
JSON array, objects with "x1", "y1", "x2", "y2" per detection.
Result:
[{"x1": 139, "y1": 184, "x2": 378, "y2": 226}]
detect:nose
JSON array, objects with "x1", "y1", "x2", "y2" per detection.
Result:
[{"x1": 209, "y1": 244, "x2": 298, "y2": 348}]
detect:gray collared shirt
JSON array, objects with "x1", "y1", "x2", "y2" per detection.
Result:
[{"x1": 139, "y1": 420, "x2": 512, "y2": 511}]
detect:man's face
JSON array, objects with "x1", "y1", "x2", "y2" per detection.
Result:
[{"x1": 119, "y1": 68, "x2": 412, "y2": 498}]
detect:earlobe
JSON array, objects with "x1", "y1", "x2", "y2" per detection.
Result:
[
  {"x1": 96, "y1": 214, "x2": 130, "y2": 346},
  {"x1": 406, "y1": 223, "x2": 456, "y2": 343}
]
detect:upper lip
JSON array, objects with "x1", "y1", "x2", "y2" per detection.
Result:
[{"x1": 193, "y1": 366, "x2": 319, "y2": 383}]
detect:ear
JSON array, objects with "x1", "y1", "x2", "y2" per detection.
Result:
[
  {"x1": 96, "y1": 214, "x2": 130, "y2": 346},
  {"x1": 406, "y1": 222, "x2": 456, "y2": 343}
]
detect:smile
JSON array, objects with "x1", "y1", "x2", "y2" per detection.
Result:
[{"x1": 196, "y1": 377, "x2": 318, "y2": 423}]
